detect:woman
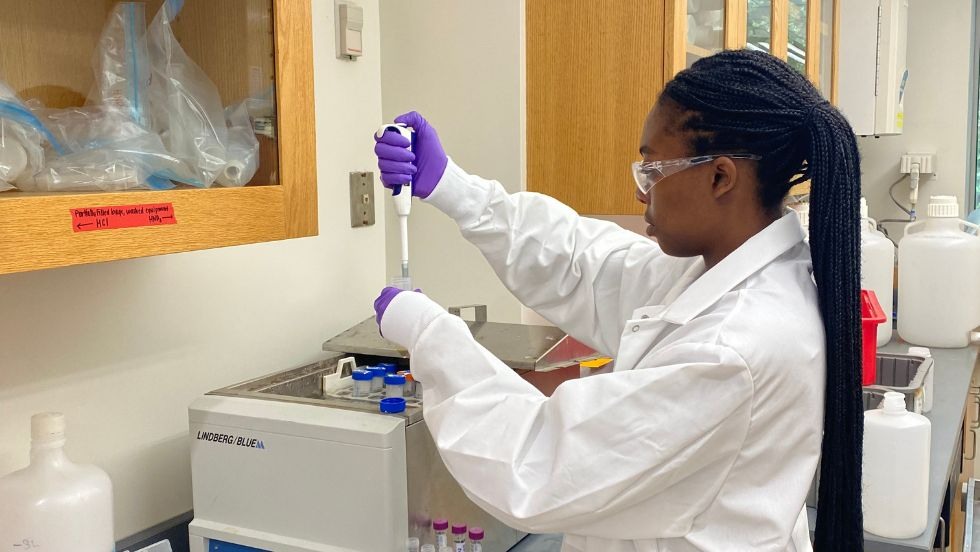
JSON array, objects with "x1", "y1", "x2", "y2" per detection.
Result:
[{"x1": 373, "y1": 50, "x2": 862, "y2": 551}]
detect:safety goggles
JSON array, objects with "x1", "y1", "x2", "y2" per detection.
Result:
[{"x1": 631, "y1": 154, "x2": 762, "y2": 195}]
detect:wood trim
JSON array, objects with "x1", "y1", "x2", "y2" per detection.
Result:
[
  {"x1": 724, "y1": 0, "x2": 748, "y2": 49},
  {"x1": 771, "y1": 0, "x2": 788, "y2": 60},
  {"x1": 274, "y1": 0, "x2": 318, "y2": 238},
  {"x1": 831, "y1": 0, "x2": 840, "y2": 104},
  {"x1": 0, "y1": 187, "x2": 287, "y2": 275},
  {"x1": 665, "y1": 0, "x2": 687, "y2": 77},
  {"x1": 805, "y1": 0, "x2": 821, "y2": 84}
]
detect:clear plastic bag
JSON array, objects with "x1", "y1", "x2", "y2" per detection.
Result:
[
  {"x1": 0, "y1": 119, "x2": 44, "y2": 191},
  {"x1": 146, "y1": 0, "x2": 228, "y2": 187},
  {"x1": 88, "y1": 2, "x2": 150, "y2": 127},
  {"x1": 214, "y1": 100, "x2": 260, "y2": 187},
  {"x1": 21, "y1": 107, "x2": 198, "y2": 192},
  {"x1": 0, "y1": 80, "x2": 55, "y2": 190}
]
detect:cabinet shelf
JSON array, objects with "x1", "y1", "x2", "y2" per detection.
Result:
[
  {"x1": 0, "y1": 186, "x2": 304, "y2": 274},
  {"x1": 0, "y1": 0, "x2": 317, "y2": 275}
]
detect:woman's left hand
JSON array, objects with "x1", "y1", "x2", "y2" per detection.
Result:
[{"x1": 374, "y1": 286, "x2": 425, "y2": 329}]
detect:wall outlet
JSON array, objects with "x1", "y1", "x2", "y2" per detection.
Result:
[
  {"x1": 900, "y1": 153, "x2": 936, "y2": 174},
  {"x1": 349, "y1": 172, "x2": 375, "y2": 227}
]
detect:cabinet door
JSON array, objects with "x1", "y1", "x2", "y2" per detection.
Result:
[
  {"x1": 668, "y1": 0, "x2": 747, "y2": 75},
  {"x1": 686, "y1": 0, "x2": 727, "y2": 67},
  {"x1": 526, "y1": 0, "x2": 668, "y2": 216},
  {"x1": 821, "y1": 0, "x2": 840, "y2": 103}
]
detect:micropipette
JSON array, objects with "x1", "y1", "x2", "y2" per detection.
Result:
[{"x1": 375, "y1": 123, "x2": 414, "y2": 283}]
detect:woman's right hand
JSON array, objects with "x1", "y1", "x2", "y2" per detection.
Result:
[{"x1": 374, "y1": 111, "x2": 448, "y2": 199}]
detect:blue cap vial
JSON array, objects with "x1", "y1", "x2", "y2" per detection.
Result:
[
  {"x1": 368, "y1": 367, "x2": 387, "y2": 378},
  {"x1": 384, "y1": 374, "x2": 406, "y2": 386},
  {"x1": 380, "y1": 397, "x2": 407, "y2": 414},
  {"x1": 351, "y1": 370, "x2": 373, "y2": 381},
  {"x1": 378, "y1": 362, "x2": 399, "y2": 374}
]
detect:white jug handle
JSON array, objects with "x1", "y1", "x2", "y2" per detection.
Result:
[{"x1": 903, "y1": 220, "x2": 925, "y2": 237}]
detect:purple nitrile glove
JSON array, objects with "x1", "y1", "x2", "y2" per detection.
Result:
[
  {"x1": 374, "y1": 286, "x2": 424, "y2": 327},
  {"x1": 373, "y1": 111, "x2": 448, "y2": 199}
]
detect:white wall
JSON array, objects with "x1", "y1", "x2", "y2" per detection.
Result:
[
  {"x1": 0, "y1": 0, "x2": 386, "y2": 539},
  {"x1": 378, "y1": 0, "x2": 524, "y2": 323},
  {"x1": 859, "y1": 0, "x2": 976, "y2": 222}
]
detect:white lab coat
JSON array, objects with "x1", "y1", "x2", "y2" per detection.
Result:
[{"x1": 380, "y1": 160, "x2": 825, "y2": 552}]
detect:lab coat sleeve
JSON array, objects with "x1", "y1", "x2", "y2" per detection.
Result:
[
  {"x1": 424, "y1": 160, "x2": 669, "y2": 356},
  {"x1": 382, "y1": 291, "x2": 755, "y2": 540}
]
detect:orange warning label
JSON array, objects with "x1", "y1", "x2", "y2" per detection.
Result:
[{"x1": 70, "y1": 203, "x2": 177, "y2": 232}]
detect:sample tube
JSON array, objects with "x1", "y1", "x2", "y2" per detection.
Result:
[
  {"x1": 468, "y1": 528, "x2": 484, "y2": 552},
  {"x1": 406, "y1": 537, "x2": 420, "y2": 552},
  {"x1": 368, "y1": 367, "x2": 387, "y2": 393},
  {"x1": 398, "y1": 371, "x2": 415, "y2": 397},
  {"x1": 421, "y1": 545, "x2": 436, "y2": 552},
  {"x1": 352, "y1": 369, "x2": 373, "y2": 398},
  {"x1": 390, "y1": 276, "x2": 413, "y2": 291},
  {"x1": 378, "y1": 362, "x2": 399, "y2": 374},
  {"x1": 385, "y1": 374, "x2": 406, "y2": 398},
  {"x1": 452, "y1": 524, "x2": 467, "y2": 552},
  {"x1": 433, "y1": 519, "x2": 449, "y2": 549}
]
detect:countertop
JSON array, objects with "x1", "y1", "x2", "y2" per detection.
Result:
[
  {"x1": 808, "y1": 342, "x2": 978, "y2": 551},
  {"x1": 508, "y1": 342, "x2": 979, "y2": 552}
]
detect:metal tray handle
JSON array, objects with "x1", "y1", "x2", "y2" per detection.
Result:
[{"x1": 449, "y1": 304, "x2": 488, "y2": 323}]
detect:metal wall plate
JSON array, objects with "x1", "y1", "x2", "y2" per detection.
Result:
[{"x1": 349, "y1": 171, "x2": 375, "y2": 227}]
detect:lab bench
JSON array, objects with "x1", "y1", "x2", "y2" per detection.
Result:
[
  {"x1": 807, "y1": 342, "x2": 979, "y2": 552},
  {"x1": 508, "y1": 342, "x2": 980, "y2": 552}
]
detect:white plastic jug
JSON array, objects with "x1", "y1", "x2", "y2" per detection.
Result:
[
  {"x1": 898, "y1": 196, "x2": 980, "y2": 348},
  {"x1": 861, "y1": 198, "x2": 895, "y2": 346},
  {"x1": 863, "y1": 391, "x2": 930, "y2": 539},
  {"x1": 0, "y1": 413, "x2": 114, "y2": 552}
]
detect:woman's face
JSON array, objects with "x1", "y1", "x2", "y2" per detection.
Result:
[{"x1": 636, "y1": 102, "x2": 719, "y2": 257}]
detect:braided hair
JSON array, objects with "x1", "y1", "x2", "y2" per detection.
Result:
[{"x1": 661, "y1": 50, "x2": 863, "y2": 550}]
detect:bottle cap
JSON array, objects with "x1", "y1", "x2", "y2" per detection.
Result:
[
  {"x1": 31, "y1": 412, "x2": 66, "y2": 442},
  {"x1": 351, "y1": 369, "x2": 373, "y2": 381},
  {"x1": 369, "y1": 367, "x2": 387, "y2": 379},
  {"x1": 432, "y1": 518, "x2": 449, "y2": 531},
  {"x1": 385, "y1": 374, "x2": 406, "y2": 386},
  {"x1": 469, "y1": 527, "x2": 485, "y2": 540},
  {"x1": 882, "y1": 391, "x2": 907, "y2": 413},
  {"x1": 397, "y1": 370, "x2": 414, "y2": 382},
  {"x1": 928, "y1": 195, "x2": 959, "y2": 218},
  {"x1": 380, "y1": 397, "x2": 406, "y2": 414},
  {"x1": 452, "y1": 523, "x2": 467, "y2": 535},
  {"x1": 378, "y1": 362, "x2": 399, "y2": 374}
]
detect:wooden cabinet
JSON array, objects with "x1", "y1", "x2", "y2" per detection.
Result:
[
  {"x1": 527, "y1": 0, "x2": 838, "y2": 215},
  {"x1": 0, "y1": 0, "x2": 316, "y2": 274},
  {"x1": 952, "y1": 362, "x2": 980, "y2": 552}
]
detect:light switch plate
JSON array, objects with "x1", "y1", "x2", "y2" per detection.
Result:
[{"x1": 349, "y1": 172, "x2": 375, "y2": 227}]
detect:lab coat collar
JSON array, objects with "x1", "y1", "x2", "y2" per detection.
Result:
[{"x1": 660, "y1": 212, "x2": 806, "y2": 325}]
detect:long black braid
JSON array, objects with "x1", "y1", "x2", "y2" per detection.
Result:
[{"x1": 662, "y1": 50, "x2": 863, "y2": 551}]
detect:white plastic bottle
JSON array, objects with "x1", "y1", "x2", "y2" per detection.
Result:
[
  {"x1": 898, "y1": 196, "x2": 980, "y2": 347},
  {"x1": 0, "y1": 413, "x2": 114, "y2": 552},
  {"x1": 863, "y1": 392, "x2": 931, "y2": 538},
  {"x1": 860, "y1": 198, "x2": 896, "y2": 346}
]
